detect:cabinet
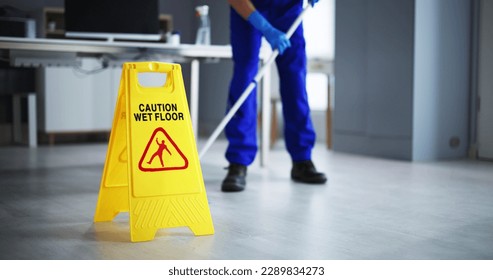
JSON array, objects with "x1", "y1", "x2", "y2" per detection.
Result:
[{"x1": 37, "y1": 58, "x2": 122, "y2": 143}]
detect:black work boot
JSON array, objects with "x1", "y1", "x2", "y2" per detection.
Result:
[
  {"x1": 291, "y1": 160, "x2": 327, "y2": 184},
  {"x1": 221, "y1": 163, "x2": 247, "y2": 192}
]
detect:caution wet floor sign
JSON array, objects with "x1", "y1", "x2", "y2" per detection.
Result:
[{"x1": 94, "y1": 62, "x2": 214, "y2": 242}]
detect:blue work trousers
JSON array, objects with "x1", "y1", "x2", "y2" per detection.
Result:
[{"x1": 225, "y1": 0, "x2": 316, "y2": 166}]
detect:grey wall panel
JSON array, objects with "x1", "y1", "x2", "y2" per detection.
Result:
[
  {"x1": 477, "y1": 0, "x2": 493, "y2": 159},
  {"x1": 334, "y1": 0, "x2": 471, "y2": 161},
  {"x1": 365, "y1": 0, "x2": 414, "y2": 138},
  {"x1": 413, "y1": 0, "x2": 471, "y2": 160},
  {"x1": 334, "y1": 0, "x2": 368, "y2": 134},
  {"x1": 334, "y1": 0, "x2": 415, "y2": 159}
]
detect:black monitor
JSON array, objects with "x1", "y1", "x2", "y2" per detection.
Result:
[{"x1": 64, "y1": 0, "x2": 160, "y2": 41}]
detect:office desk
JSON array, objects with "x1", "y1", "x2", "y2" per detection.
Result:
[{"x1": 0, "y1": 36, "x2": 272, "y2": 165}]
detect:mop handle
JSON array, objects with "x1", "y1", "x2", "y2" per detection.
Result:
[{"x1": 199, "y1": 5, "x2": 311, "y2": 160}]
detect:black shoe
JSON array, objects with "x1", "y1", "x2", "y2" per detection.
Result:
[
  {"x1": 291, "y1": 160, "x2": 327, "y2": 184},
  {"x1": 221, "y1": 163, "x2": 247, "y2": 192}
]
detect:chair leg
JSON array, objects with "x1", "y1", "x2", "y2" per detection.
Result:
[
  {"x1": 270, "y1": 99, "x2": 279, "y2": 149},
  {"x1": 326, "y1": 75, "x2": 332, "y2": 149}
]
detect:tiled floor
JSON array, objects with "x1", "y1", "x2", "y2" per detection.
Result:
[{"x1": 1, "y1": 140, "x2": 492, "y2": 259}]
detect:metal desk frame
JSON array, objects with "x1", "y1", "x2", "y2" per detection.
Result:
[{"x1": 0, "y1": 36, "x2": 272, "y2": 166}]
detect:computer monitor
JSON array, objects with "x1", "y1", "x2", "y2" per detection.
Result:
[{"x1": 64, "y1": 0, "x2": 160, "y2": 42}]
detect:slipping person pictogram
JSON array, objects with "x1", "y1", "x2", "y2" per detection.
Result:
[
  {"x1": 147, "y1": 138, "x2": 172, "y2": 167},
  {"x1": 138, "y1": 127, "x2": 189, "y2": 172}
]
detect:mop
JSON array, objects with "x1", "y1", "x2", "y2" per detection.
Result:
[{"x1": 199, "y1": 4, "x2": 311, "y2": 159}]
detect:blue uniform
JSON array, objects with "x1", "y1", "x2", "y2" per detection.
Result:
[{"x1": 225, "y1": 0, "x2": 316, "y2": 165}]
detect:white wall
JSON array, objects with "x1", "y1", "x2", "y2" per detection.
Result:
[
  {"x1": 304, "y1": 0, "x2": 335, "y2": 59},
  {"x1": 305, "y1": 0, "x2": 334, "y2": 112}
]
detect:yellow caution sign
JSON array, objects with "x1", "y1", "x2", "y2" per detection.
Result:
[{"x1": 94, "y1": 62, "x2": 214, "y2": 242}]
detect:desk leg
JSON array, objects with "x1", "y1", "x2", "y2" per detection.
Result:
[
  {"x1": 190, "y1": 59, "x2": 199, "y2": 139},
  {"x1": 260, "y1": 62, "x2": 271, "y2": 167},
  {"x1": 12, "y1": 93, "x2": 38, "y2": 147},
  {"x1": 27, "y1": 93, "x2": 37, "y2": 148},
  {"x1": 12, "y1": 94, "x2": 22, "y2": 144}
]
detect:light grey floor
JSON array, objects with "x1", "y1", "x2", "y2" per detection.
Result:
[{"x1": 0, "y1": 139, "x2": 492, "y2": 260}]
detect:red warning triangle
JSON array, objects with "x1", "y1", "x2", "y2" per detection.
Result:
[{"x1": 138, "y1": 127, "x2": 188, "y2": 172}]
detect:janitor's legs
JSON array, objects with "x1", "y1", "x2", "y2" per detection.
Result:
[
  {"x1": 268, "y1": 1, "x2": 326, "y2": 184},
  {"x1": 268, "y1": 2, "x2": 316, "y2": 162},
  {"x1": 224, "y1": 8, "x2": 262, "y2": 166},
  {"x1": 222, "y1": 8, "x2": 263, "y2": 192},
  {"x1": 223, "y1": 2, "x2": 326, "y2": 192}
]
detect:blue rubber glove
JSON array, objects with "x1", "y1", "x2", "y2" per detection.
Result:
[
  {"x1": 309, "y1": 0, "x2": 319, "y2": 7},
  {"x1": 247, "y1": 10, "x2": 291, "y2": 55}
]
